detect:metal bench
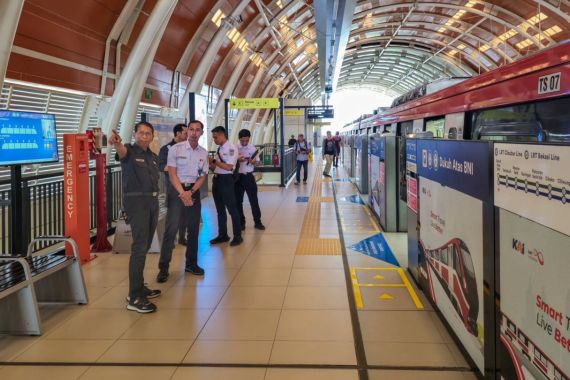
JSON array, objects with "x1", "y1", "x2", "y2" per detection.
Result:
[{"x1": 0, "y1": 236, "x2": 88, "y2": 335}]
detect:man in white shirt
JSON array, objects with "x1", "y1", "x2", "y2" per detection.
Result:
[
  {"x1": 157, "y1": 120, "x2": 208, "y2": 282},
  {"x1": 235, "y1": 129, "x2": 265, "y2": 231},
  {"x1": 294, "y1": 133, "x2": 311, "y2": 185},
  {"x1": 208, "y1": 126, "x2": 243, "y2": 246}
]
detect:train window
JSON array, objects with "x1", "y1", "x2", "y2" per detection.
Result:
[
  {"x1": 399, "y1": 121, "x2": 414, "y2": 136},
  {"x1": 554, "y1": 367, "x2": 565, "y2": 380},
  {"x1": 518, "y1": 331, "x2": 529, "y2": 345},
  {"x1": 469, "y1": 97, "x2": 570, "y2": 143},
  {"x1": 426, "y1": 118, "x2": 445, "y2": 138},
  {"x1": 440, "y1": 247, "x2": 448, "y2": 265},
  {"x1": 534, "y1": 347, "x2": 548, "y2": 367},
  {"x1": 459, "y1": 241, "x2": 476, "y2": 277}
]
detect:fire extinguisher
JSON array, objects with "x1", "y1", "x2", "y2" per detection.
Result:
[{"x1": 272, "y1": 152, "x2": 279, "y2": 166}]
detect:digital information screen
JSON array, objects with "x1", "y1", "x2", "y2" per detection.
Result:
[{"x1": 0, "y1": 110, "x2": 59, "y2": 166}]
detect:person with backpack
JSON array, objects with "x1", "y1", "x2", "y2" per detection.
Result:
[
  {"x1": 322, "y1": 131, "x2": 336, "y2": 177},
  {"x1": 294, "y1": 134, "x2": 311, "y2": 185}
]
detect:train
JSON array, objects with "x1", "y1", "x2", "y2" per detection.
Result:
[
  {"x1": 341, "y1": 40, "x2": 570, "y2": 144},
  {"x1": 501, "y1": 314, "x2": 568, "y2": 380},
  {"x1": 420, "y1": 238, "x2": 479, "y2": 337}
]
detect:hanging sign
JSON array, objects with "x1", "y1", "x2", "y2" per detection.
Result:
[{"x1": 229, "y1": 98, "x2": 279, "y2": 109}]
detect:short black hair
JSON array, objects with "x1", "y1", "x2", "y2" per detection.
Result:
[
  {"x1": 211, "y1": 126, "x2": 227, "y2": 136},
  {"x1": 134, "y1": 121, "x2": 154, "y2": 133},
  {"x1": 173, "y1": 123, "x2": 186, "y2": 136},
  {"x1": 238, "y1": 129, "x2": 251, "y2": 139},
  {"x1": 188, "y1": 120, "x2": 204, "y2": 130}
]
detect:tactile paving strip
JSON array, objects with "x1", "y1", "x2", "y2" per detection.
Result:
[{"x1": 295, "y1": 163, "x2": 342, "y2": 256}]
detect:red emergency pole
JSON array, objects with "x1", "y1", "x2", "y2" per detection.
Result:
[{"x1": 92, "y1": 153, "x2": 112, "y2": 252}]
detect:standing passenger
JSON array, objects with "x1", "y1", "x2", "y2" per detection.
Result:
[
  {"x1": 109, "y1": 122, "x2": 161, "y2": 314},
  {"x1": 333, "y1": 131, "x2": 342, "y2": 168},
  {"x1": 322, "y1": 131, "x2": 336, "y2": 177},
  {"x1": 208, "y1": 126, "x2": 243, "y2": 246},
  {"x1": 235, "y1": 129, "x2": 265, "y2": 231},
  {"x1": 158, "y1": 124, "x2": 188, "y2": 246},
  {"x1": 157, "y1": 121, "x2": 208, "y2": 282},
  {"x1": 294, "y1": 134, "x2": 311, "y2": 185}
]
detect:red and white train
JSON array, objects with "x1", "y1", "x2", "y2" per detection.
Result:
[
  {"x1": 421, "y1": 238, "x2": 479, "y2": 337},
  {"x1": 501, "y1": 314, "x2": 568, "y2": 380}
]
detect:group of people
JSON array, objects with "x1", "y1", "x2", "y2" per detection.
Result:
[
  {"x1": 108, "y1": 122, "x2": 264, "y2": 314},
  {"x1": 289, "y1": 130, "x2": 342, "y2": 183}
]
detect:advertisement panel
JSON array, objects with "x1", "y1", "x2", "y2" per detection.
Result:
[
  {"x1": 417, "y1": 140, "x2": 491, "y2": 374},
  {"x1": 194, "y1": 94, "x2": 209, "y2": 148},
  {"x1": 406, "y1": 140, "x2": 418, "y2": 213},
  {"x1": 494, "y1": 143, "x2": 570, "y2": 236},
  {"x1": 369, "y1": 136, "x2": 381, "y2": 216},
  {"x1": 498, "y1": 209, "x2": 570, "y2": 380},
  {"x1": 145, "y1": 114, "x2": 186, "y2": 155}
]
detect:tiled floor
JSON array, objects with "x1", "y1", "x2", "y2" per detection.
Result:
[{"x1": 0, "y1": 162, "x2": 476, "y2": 379}]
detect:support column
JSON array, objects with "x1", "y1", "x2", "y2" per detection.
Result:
[
  {"x1": 0, "y1": 0, "x2": 24, "y2": 91},
  {"x1": 101, "y1": 0, "x2": 178, "y2": 137}
]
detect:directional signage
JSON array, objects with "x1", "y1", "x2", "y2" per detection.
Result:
[
  {"x1": 229, "y1": 98, "x2": 279, "y2": 109},
  {"x1": 284, "y1": 109, "x2": 304, "y2": 116},
  {"x1": 349, "y1": 233, "x2": 399, "y2": 266}
]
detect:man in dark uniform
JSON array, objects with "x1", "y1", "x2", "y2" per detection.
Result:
[
  {"x1": 108, "y1": 122, "x2": 161, "y2": 314},
  {"x1": 157, "y1": 120, "x2": 208, "y2": 282},
  {"x1": 235, "y1": 129, "x2": 265, "y2": 231},
  {"x1": 208, "y1": 126, "x2": 243, "y2": 246},
  {"x1": 158, "y1": 124, "x2": 188, "y2": 245}
]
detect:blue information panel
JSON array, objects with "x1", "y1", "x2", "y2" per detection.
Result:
[
  {"x1": 369, "y1": 136, "x2": 380, "y2": 157},
  {"x1": 0, "y1": 111, "x2": 59, "y2": 166},
  {"x1": 417, "y1": 140, "x2": 492, "y2": 202},
  {"x1": 406, "y1": 140, "x2": 417, "y2": 172}
]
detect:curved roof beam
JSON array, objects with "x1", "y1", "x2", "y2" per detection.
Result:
[
  {"x1": 354, "y1": 1, "x2": 552, "y2": 48},
  {"x1": 350, "y1": 17, "x2": 518, "y2": 63}
]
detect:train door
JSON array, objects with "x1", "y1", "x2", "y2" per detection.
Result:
[{"x1": 444, "y1": 112, "x2": 465, "y2": 139}]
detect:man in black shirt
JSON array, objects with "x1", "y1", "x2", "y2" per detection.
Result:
[
  {"x1": 322, "y1": 131, "x2": 336, "y2": 177},
  {"x1": 109, "y1": 122, "x2": 161, "y2": 314},
  {"x1": 288, "y1": 134, "x2": 296, "y2": 147},
  {"x1": 158, "y1": 124, "x2": 188, "y2": 245}
]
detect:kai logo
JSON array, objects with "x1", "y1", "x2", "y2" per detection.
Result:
[{"x1": 512, "y1": 238, "x2": 525, "y2": 255}]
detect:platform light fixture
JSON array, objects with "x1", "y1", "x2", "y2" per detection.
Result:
[
  {"x1": 211, "y1": 9, "x2": 225, "y2": 27},
  {"x1": 276, "y1": 0, "x2": 283, "y2": 9},
  {"x1": 480, "y1": 12, "x2": 552, "y2": 53}
]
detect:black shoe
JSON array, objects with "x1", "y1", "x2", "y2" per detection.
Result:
[
  {"x1": 294, "y1": 181, "x2": 299, "y2": 185},
  {"x1": 178, "y1": 239, "x2": 187, "y2": 246},
  {"x1": 156, "y1": 270, "x2": 169, "y2": 283},
  {"x1": 230, "y1": 236, "x2": 243, "y2": 246},
  {"x1": 254, "y1": 223, "x2": 266, "y2": 230},
  {"x1": 126, "y1": 287, "x2": 161, "y2": 303},
  {"x1": 126, "y1": 297, "x2": 157, "y2": 314},
  {"x1": 210, "y1": 235, "x2": 230, "y2": 244},
  {"x1": 143, "y1": 286, "x2": 162, "y2": 299},
  {"x1": 185, "y1": 265, "x2": 205, "y2": 276}
]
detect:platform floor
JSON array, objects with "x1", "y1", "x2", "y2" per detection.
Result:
[{"x1": 0, "y1": 161, "x2": 476, "y2": 379}]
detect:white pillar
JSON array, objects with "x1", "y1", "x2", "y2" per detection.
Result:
[
  {"x1": 119, "y1": 4, "x2": 175, "y2": 142},
  {"x1": 0, "y1": 0, "x2": 24, "y2": 91},
  {"x1": 101, "y1": 0, "x2": 178, "y2": 136}
]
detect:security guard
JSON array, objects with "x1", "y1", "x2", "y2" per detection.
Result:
[
  {"x1": 108, "y1": 122, "x2": 161, "y2": 314},
  {"x1": 158, "y1": 123, "x2": 188, "y2": 245},
  {"x1": 157, "y1": 120, "x2": 207, "y2": 281},
  {"x1": 235, "y1": 129, "x2": 265, "y2": 230},
  {"x1": 209, "y1": 126, "x2": 243, "y2": 246}
]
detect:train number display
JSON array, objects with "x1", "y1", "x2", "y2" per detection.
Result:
[{"x1": 537, "y1": 73, "x2": 561, "y2": 95}]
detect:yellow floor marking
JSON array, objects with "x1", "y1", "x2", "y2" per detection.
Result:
[
  {"x1": 374, "y1": 274, "x2": 384, "y2": 280},
  {"x1": 350, "y1": 267, "x2": 364, "y2": 308},
  {"x1": 350, "y1": 267, "x2": 424, "y2": 309},
  {"x1": 379, "y1": 293, "x2": 394, "y2": 300}
]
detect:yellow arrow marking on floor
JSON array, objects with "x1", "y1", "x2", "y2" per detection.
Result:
[
  {"x1": 379, "y1": 293, "x2": 393, "y2": 300},
  {"x1": 374, "y1": 274, "x2": 384, "y2": 280}
]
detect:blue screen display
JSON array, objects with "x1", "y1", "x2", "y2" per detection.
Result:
[{"x1": 0, "y1": 111, "x2": 59, "y2": 166}]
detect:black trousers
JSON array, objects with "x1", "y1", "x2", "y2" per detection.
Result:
[
  {"x1": 235, "y1": 173, "x2": 262, "y2": 226},
  {"x1": 212, "y1": 174, "x2": 242, "y2": 238},
  {"x1": 159, "y1": 186, "x2": 201, "y2": 271},
  {"x1": 124, "y1": 195, "x2": 158, "y2": 300},
  {"x1": 296, "y1": 160, "x2": 308, "y2": 182}
]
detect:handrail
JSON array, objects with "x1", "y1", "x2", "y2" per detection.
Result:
[{"x1": 26, "y1": 236, "x2": 80, "y2": 261}]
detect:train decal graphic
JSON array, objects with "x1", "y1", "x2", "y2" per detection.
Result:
[
  {"x1": 420, "y1": 238, "x2": 479, "y2": 337},
  {"x1": 500, "y1": 314, "x2": 568, "y2": 380}
]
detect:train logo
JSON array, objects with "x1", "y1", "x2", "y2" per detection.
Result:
[
  {"x1": 420, "y1": 238, "x2": 479, "y2": 337},
  {"x1": 500, "y1": 314, "x2": 567, "y2": 380}
]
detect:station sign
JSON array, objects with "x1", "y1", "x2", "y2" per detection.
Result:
[
  {"x1": 229, "y1": 98, "x2": 279, "y2": 109},
  {"x1": 284, "y1": 109, "x2": 304, "y2": 116}
]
